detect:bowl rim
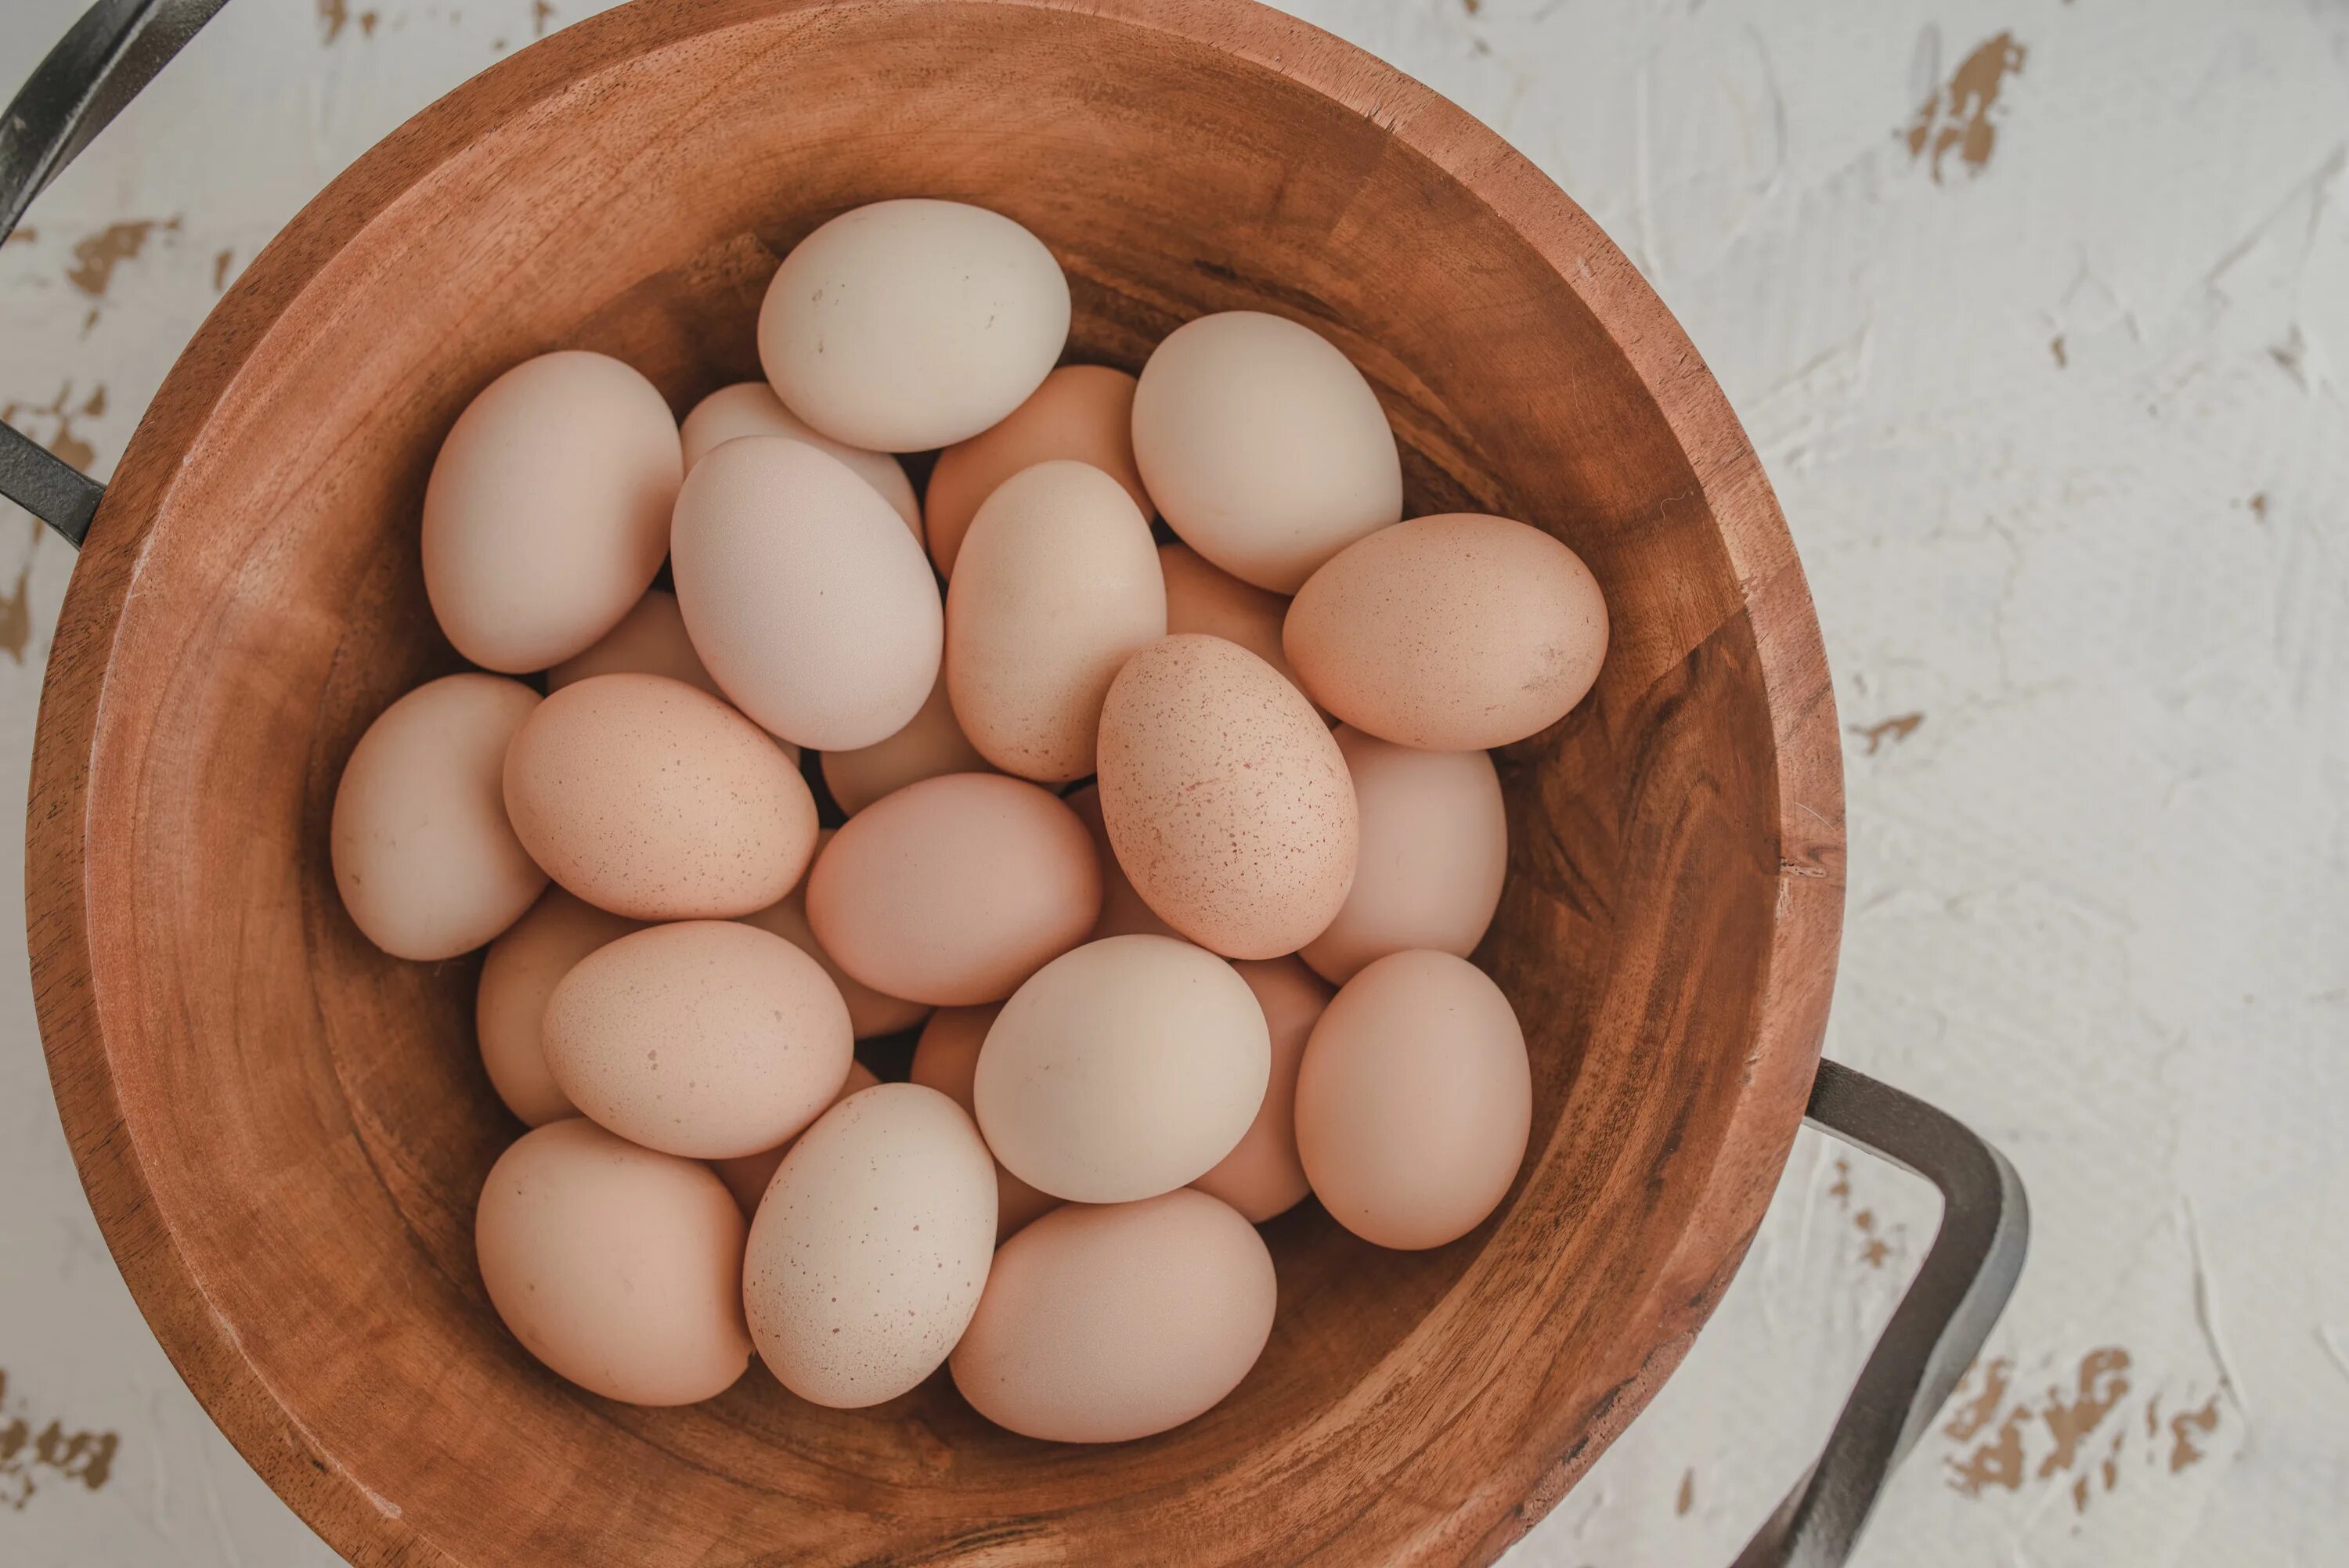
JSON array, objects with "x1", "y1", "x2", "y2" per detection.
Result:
[{"x1": 26, "y1": 0, "x2": 1846, "y2": 1561}]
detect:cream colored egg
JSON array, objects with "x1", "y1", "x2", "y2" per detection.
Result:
[
  {"x1": 670, "y1": 436, "x2": 942, "y2": 750},
  {"x1": 1063, "y1": 784, "x2": 1176, "y2": 940},
  {"x1": 421, "y1": 351, "x2": 681, "y2": 672},
  {"x1": 820, "y1": 666, "x2": 993, "y2": 816},
  {"x1": 1095, "y1": 635, "x2": 1357, "y2": 959},
  {"x1": 502, "y1": 672, "x2": 817, "y2": 920},
  {"x1": 678, "y1": 381, "x2": 920, "y2": 534},
  {"x1": 739, "y1": 829, "x2": 931, "y2": 1039},
  {"x1": 911, "y1": 1006, "x2": 1059, "y2": 1240},
  {"x1": 331, "y1": 673, "x2": 547, "y2": 961},
  {"x1": 745, "y1": 1083, "x2": 997, "y2": 1408},
  {"x1": 946, "y1": 460, "x2": 1167, "y2": 783},
  {"x1": 1301, "y1": 729, "x2": 1508, "y2": 984},
  {"x1": 758, "y1": 199, "x2": 1070, "y2": 452},
  {"x1": 926, "y1": 366, "x2": 1151, "y2": 576},
  {"x1": 710, "y1": 1062, "x2": 879, "y2": 1217},
  {"x1": 475, "y1": 888, "x2": 642, "y2": 1126},
  {"x1": 1295, "y1": 950, "x2": 1532, "y2": 1250},
  {"x1": 1284, "y1": 514, "x2": 1608, "y2": 750},
  {"x1": 976, "y1": 935, "x2": 1268, "y2": 1204},
  {"x1": 1131, "y1": 312, "x2": 1401, "y2": 593},
  {"x1": 1191, "y1": 957, "x2": 1331, "y2": 1223},
  {"x1": 475, "y1": 1119, "x2": 751, "y2": 1406},
  {"x1": 1156, "y1": 542, "x2": 1312, "y2": 700},
  {"x1": 951, "y1": 1190, "x2": 1276, "y2": 1443},
  {"x1": 806, "y1": 773, "x2": 1099, "y2": 1006}
]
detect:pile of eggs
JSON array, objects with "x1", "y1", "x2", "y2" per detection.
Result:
[{"x1": 330, "y1": 198, "x2": 1609, "y2": 1440}]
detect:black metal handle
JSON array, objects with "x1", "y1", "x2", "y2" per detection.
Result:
[
  {"x1": 0, "y1": 0, "x2": 228, "y2": 548},
  {"x1": 1731, "y1": 1058, "x2": 2030, "y2": 1567}
]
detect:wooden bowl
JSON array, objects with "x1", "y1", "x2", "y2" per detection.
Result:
[{"x1": 27, "y1": 0, "x2": 1844, "y2": 1562}]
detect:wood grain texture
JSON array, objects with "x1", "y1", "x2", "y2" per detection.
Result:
[{"x1": 23, "y1": 0, "x2": 1843, "y2": 1563}]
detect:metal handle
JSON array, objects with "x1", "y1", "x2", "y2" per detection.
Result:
[
  {"x1": 0, "y1": 0, "x2": 228, "y2": 547},
  {"x1": 1731, "y1": 1058, "x2": 2030, "y2": 1567}
]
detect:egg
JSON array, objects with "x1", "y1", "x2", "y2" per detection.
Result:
[
  {"x1": 502, "y1": 672, "x2": 818, "y2": 920},
  {"x1": 1131, "y1": 312, "x2": 1401, "y2": 593},
  {"x1": 475, "y1": 1118, "x2": 751, "y2": 1406},
  {"x1": 710, "y1": 1061, "x2": 880, "y2": 1217},
  {"x1": 542, "y1": 921, "x2": 853, "y2": 1159},
  {"x1": 744, "y1": 1083, "x2": 997, "y2": 1408},
  {"x1": 678, "y1": 380, "x2": 921, "y2": 535},
  {"x1": 950, "y1": 1190, "x2": 1276, "y2": 1443},
  {"x1": 945, "y1": 460, "x2": 1167, "y2": 782},
  {"x1": 1284, "y1": 514, "x2": 1608, "y2": 749},
  {"x1": 1063, "y1": 784, "x2": 1176, "y2": 940},
  {"x1": 975, "y1": 935, "x2": 1268, "y2": 1203},
  {"x1": 758, "y1": 199, "x2": 1070, "y2": 452},
  {"x1": 670, "y1": 436, "x2": 942, "y2": 750},
  {"x1": 739, "y1": 829, "x2": 931, "y2": 1039},
  {"x1": 819, "y1": 666, "x2": 993, "y2": 817},
  {"x1": 1294, "y1": 950, "x2": 1532, "y2": 1249},
  {"x1": 421, "y1": 351, "x2": 682, "y2": 672},
  {"x1": 1095, "y1": 635, "x2": 1357, "y2": 958},
  {"x1": 475, "y1": 888, "x2": 642, "y2": 1126},
  {"x1": 1156, "y1": 542, "x2": 1312, "y2": 701},
  {"x1": 910, "y1": 1006, "x2": 1060, "y2": 1240},
  {"x1": 330, "y1": 673, "x2": 547, "y2": 961},
  {"x1": 1191, "y1": 957, "x2": 1331, "y2": 1222},
  {"x1": 1301, "y1": 730, "x2": 1508, "y2": 984},
  {"x1": 925, "y1": 366, "x2": 1151, "y2": 576},
  {"x1": 547, "y1": 590, "x2": 802, "y2": 762},
  {"x1": 806, "y1": 773, "x2": 1099, "y2": 1005}
]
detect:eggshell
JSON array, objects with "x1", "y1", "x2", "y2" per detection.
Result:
[
  {"x1": 711, "y1": 1061, "x2": 880, "y2": 1217},
  {"x1": 1301, "y1": 730, "x2": 1508, "y2": 984},
  {"x1": 475, "y1": 888, "x2": 642, "y2": 1126},
  {"x1": 1063, "y1": 784, "x2": 1176, "y2": 940},
  {"x1": 1191, "y1": 957, "x2": 1331, "y2": 1222},
  {"x1": 1295, "y1": 950, "x2": 1532, "y2": 1249},
  {"x1": 1095, "y1": 635, "x2": 1357, "y2": 958},
  {"x1": 543, "y1": 921, "x2": 853, "y2": 1159},
  {"x1": 670, "y1": 436, "x2": 943, "y2": 750},
  {"x1": 739, "y1": 829, "x2": 931, "y2": 1039},
  {"x1": 1156, "y1": 542, "x2": 1312, "y2": 699},
  {"x1": 678, "y1": 381, "x2": 921, "y2": 535},
  {"x1": 945, "y1": 460, "x2": 1167, "y2": 782},
  {"x1": 925, "y1": 366, "x2": 1151, "y2": 576},
  {"x1": 820, "y1": 666, "x2": 993, "y2": 817},
  {"x1": 503, "y1": 672, "x2": 817, "y2": 920},
  {"x1": 546, "y1": 590, "x2": 806, "y2": 766},
  {"x1": 331, "y1": 673, "x2": 547, "y2": 961},
  {"x1": 1131, "y1": 312, "x2": 1401, "y2": 593},
  {"x1": 421, "y1": 351, "x2": 682, "y2": 672},
  {"x1": 806, "y1": 773, "x2": 1099, "y2": 1005},
  {"x1": 745, "y1": 1083, "x2": 998, "y2": 1408},
  {"x1": 1284, "y1": 514, "x2": 1609, "y2": 750},
  {"x1": 758, "y1": 199, "x2": 1070, "y2": 452},
  {"x1": 475, "y1": 1118, "x2": 751, "y2": 1406},
  {"x1": 951, "y1": 1190, "x2": 1276, "y2": 1443},
  {"x1": 911, "y1": 1006, "x2": 1060, "y2": 1239},
  {"x1": 976, "y1": 935, "x2": 1268, "y2": 1203}
]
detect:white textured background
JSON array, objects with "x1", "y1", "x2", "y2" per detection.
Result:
[{"x1": 3, "y1": 1, "x2": 2344, "y2": 1563}]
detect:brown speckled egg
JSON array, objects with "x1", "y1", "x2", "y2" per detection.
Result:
[
  {"x1": 1295, "y1": 950, "x2": 1532, "y2": 1250},
  {"x1": 543, "y1": 920, "x2": 853, "y2": 1159},
  {"x1": 946, "y1": 460, "x2": 1167, "y2": 783},
  {"x1": 475, "y1": 1118, "x2": 751, "y2": 1406},
  {"x1": 1157, "y1": 543, "x2": 1312, "y2": 700},
  {"x1": 710, "y1": 1061, "x2": 880, "y2": 1217},
  {"x1": 1284, "y1": 514, "x2": 1608, "y2": 750},
  {"x1": 911, "y1": 1006, "x2": 1060, "y2": 1239},
  {"x1": 739, "y1": 829, "x2": 931, "y2": 1040},
  {"x1": 820, "y1": 666, "x2": 994, "y2": 816},
  {"x1": 679, "y1": 381, "x2": 920, "y2": 534},
  {"x1": 1192, "y1": 957, "x2": 1332, "y2": 1223},
  {"x1": 421, "y1": 351, "x2": 681, "y2": 672},
  {"x1": 331, "y1": 672, "x2": 547, "y2": 961},
  {"x1": 806, "y1": 773, "x2": 1099, "y2": 1005},
  {"x1": 1063, "y1": 784, "x2": 1176, "y2": 940},
  {"x1": 1095, "y1": 635, "x2": 1357, "y2": 959},
  {"x1": 951, "y1": 1190, "x2": 1276, "y2": 1443},
  {"x1": 475, "y1": 887, "x2": 643, "y2": 1126},
  {"x1": 502, "y1": 672, "x2": 817, "y2": 921},
  {"x1": 926, "y1": 366, "x2": 1152, "y2": 577},
  {"x1": 745, "y1": 1083, "x2": 997, "y2": 1408}
]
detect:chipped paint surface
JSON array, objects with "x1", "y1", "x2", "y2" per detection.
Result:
[{"x1": 2, "y1": 1, "x2": 2345, "y2": 1566}]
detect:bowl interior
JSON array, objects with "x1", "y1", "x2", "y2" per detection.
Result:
[{"x1": 35, "y1": 2, "x2": 1838, "y2": 1563}]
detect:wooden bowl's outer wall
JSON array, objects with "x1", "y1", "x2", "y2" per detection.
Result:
[{"x1": 26, "y1": 1, "x2": 1845, "y2": 1563}]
